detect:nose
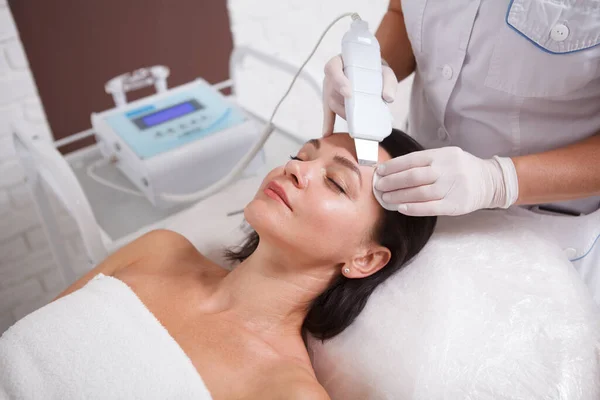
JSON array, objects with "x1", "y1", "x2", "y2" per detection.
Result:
[{"x1": 284, "y1": 158, "x2": 309, "y2": 189}]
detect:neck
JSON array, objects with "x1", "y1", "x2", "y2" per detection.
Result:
[{"x1": 210, "y1": 246, "x2": 336, "y2": 338}]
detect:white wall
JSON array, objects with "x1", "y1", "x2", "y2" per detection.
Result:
[
  {"x1": 0, "y1": 0, "x2": 413, "y2": 335},
  {"x1": 0, "y1": 3, "x2": 85, "y2": 334}
]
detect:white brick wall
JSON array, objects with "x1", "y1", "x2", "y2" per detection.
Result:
[
  {"x1": 0, "y1": 7, "x2": 17, "y2": 42},
  {"x1": 5, "y1": 39, "x2": 29, "y2": 70},
  {"x1": 0, "y1": 4, "x2": 82, "y2": 335}
]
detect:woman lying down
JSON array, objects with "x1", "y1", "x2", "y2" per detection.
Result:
[{"x1": 0, "y1": 129, "x2": 436, "y2": 399}]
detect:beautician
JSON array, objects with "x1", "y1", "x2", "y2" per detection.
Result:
[{"x1": 322, "y1": 0, "x2": 600, "y2": 301}]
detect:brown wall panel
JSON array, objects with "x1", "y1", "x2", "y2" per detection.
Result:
[{"x1": 9, "y1": 0, "x2": 233, "y2": 152}]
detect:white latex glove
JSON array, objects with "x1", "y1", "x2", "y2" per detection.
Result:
[
  {"x1": 322, "y1": 55, "x2": 398, "y2": 136},
  {"x1": 374, "y1": 147, "x2": 520, "y2": 216}
]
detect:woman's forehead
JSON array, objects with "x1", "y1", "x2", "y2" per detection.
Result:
[{"x1": 314, "y1": 134, "x2": 392, "y2": 164}]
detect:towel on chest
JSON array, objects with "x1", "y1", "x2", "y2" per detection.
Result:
[{"x1": 0, "y1": 273, "x2": 212, "y2": 400}]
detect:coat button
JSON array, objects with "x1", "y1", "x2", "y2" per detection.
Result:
[
  {"x1": 551, "y1": 24, "x2": 569, "y2": 42},
  {"x1": 442, "y1": 64, "x2": 453, "y2": 80}
]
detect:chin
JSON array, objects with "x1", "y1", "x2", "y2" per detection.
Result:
[
  {"x1": 243, "y1": 199, "x2": 302, "y2": 254},
  {"x1": 244, "y1": 198, "x2": 285, "y2": 236}
]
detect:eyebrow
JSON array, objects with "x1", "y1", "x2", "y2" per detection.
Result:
[
  {"x1": 307, "y1": 138, "x2": 320, "y2": 149},
  {"x1": 333, "y1": 155, "x2": 362, "y2": 187},
  {"x1": 306, "y1": 138, "x2": 362, "y2": 187}
]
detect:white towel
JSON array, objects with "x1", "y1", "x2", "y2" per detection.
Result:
[{"x1": 0, "y1": 274, "x2": 212, "y2": 400}]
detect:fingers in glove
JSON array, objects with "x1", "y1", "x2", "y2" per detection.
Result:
[
  {"x1": 323, "y1": 56, "x2": 350, "y2": 136},
  {"x1": 322, "y1": 77, "x2": 336, "y2": 137},
  {"x1": 322, "y1": 96, "x2": 346, "y2": 136},
  {"x1": 322, "y1": 105, "x2": 336, "y2": 137},
  {"x1": 328, "y1": 98, "x2": 346, "y2": 122},
  {"x1": 381, "y1": 184, "x2": 445, "y2": 205},
  {"x1": 377, "y1": 151, "x2": 433, "y2": 176},
  {"x1": 324, "y1": 55, "x2": 352, "y2": 98},
  {"x1": 331, "y1": 90, "x2": 346, "y2": 111},
  {"x1": 323, "y1": 75, "x2": 347, "y2": 135},
  {"x1": 375, "y1": 166, "x2": 437, "y2": 192},
  {"x1": 381, "y1": 66, "x2": 398, "y2": 103},
  {"x1": 397, "y1": 200, "x2": 450, "y2": 217}
]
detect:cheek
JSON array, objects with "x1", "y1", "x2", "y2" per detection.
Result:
[
  {"x1": 303, "y1": 197, "x2": 368, "y2": 247},
  {"x1": 308, "y1": 193, "x2": 383, "y2": 249},
  {"x1": 256, "y1": 167, "x2": 284, "y2": 192},
  {"x1": 309, "y1": 172, "x2": 382, "y2": 233}
]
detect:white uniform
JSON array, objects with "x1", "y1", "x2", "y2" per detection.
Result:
[{"x1": 401, "y1": 0, "x2": 600, "y2": 302}]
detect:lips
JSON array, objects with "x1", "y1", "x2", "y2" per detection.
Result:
[{"x1": 264, "y1": 181, "x2": 292, "y2": 210}]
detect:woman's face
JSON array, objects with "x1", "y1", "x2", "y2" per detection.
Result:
[{"x1": 244, "y1": 133, "x2": 392, "y2": 266}]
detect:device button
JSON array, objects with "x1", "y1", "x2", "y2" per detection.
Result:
[
  {"x1": 190, "y1": 119, "x2": 196, "y2": 124},
  {"x1": 442, "y1": 64, "x2": 453, "y2": 80},
  {"x1": 168, "y1": 128, "x2": 175, "y2": 134},
  {"x1": 155, "y1": 132, "x2": 163, "y2": 138},
  {"x1": 180, "y1": 124, "x2": 187, "y2": 130},
  {"x1": 551, "y1": 24, "x2": 569, "y2": 42}
]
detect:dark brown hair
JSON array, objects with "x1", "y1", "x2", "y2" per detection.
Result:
[{"x1": 225, "y1": 129, "x2": 437, "y2": 340}]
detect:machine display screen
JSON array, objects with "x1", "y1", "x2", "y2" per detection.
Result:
[{"x1": 133, "y1": 100, "x2": 203, "y2": 129}]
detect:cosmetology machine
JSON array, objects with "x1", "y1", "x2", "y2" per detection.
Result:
[
  {"x1": 91, "y1": 69, "x2": 265, "y2": 209},
  {"x1": 88, "y1": 13, "x2": 392, "y2": 208}
]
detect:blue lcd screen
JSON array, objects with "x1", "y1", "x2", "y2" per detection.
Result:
[{"x1": 133, "y1": 100, "x2": 202, "y2": 129}]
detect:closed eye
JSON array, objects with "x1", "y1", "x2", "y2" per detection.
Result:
[
  {"x1": 289, "y1": 155, "x2": 346, "y2": 195},
  {"x1": 327, "y1": 177, "x2": 346, "y2": 194}
]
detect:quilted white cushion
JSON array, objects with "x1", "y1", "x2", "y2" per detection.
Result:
[{"x1": 308, "y1": 210, "x2": 600, "y2": 400}]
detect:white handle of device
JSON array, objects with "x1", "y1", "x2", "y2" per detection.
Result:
[{"x1": 342, "y1": 18, "x2": 392, "y2": 164}]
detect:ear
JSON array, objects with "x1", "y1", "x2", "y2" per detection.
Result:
[{"x1": 345, "y1": 245, "x2": 391, "y2": 279}]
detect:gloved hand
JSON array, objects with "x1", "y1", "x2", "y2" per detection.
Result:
[
  {"x1": 322, "y1": 54, "x2": 398, "y2": 136},
  {"x1": 374, "y1": 147, "x2": 520, "y2": 216}
]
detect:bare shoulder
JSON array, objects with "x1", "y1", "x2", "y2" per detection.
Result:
[
  {"x1": 138, "y1": 229, "x2": 226, "y2": 267},
  {"x1": 134, "y1": 229, "x2": 221, "y2": 266},
  {"x1": 55, "y1": 229, "x2": 224, "y2": 300},
  {"x1": 55, "y1": 229, "x2": 199, "y2": 299},
  {"x1": 139, "y1": 229, "x2": 197, "y2": 253}
]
